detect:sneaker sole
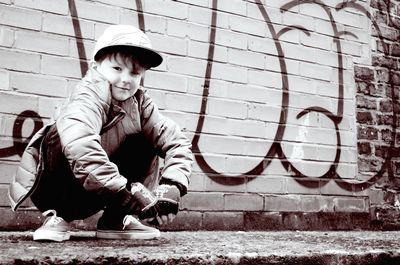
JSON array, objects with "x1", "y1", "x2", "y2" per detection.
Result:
[
  {"x1": 33, "y1": 230, "x2": 70, "y2": 242},
  {"x1": 95, "y1": 229, "x2": 160, "y2": 240}
]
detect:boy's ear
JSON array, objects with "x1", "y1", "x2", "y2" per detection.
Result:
[{"x1": 90, "y1": 60, "x2": 98, "y2": 69}]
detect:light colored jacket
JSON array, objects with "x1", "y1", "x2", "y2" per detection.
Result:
[{"x1": 8, "y1": 67, "x2": 193, "y2": 210}]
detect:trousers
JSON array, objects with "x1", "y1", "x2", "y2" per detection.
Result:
[{"x1": 30, "y1": 124, "x2": 159, "y2": 222}]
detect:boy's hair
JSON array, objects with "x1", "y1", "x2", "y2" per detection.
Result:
[{"x1": 95, "y1": 46, "x2": 149, "y2": 71}]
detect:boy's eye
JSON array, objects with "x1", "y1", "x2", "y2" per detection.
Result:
[{"x1": 113, "y1": 66, "x2": 122, "y2": 71}]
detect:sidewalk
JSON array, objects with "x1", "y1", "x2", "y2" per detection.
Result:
[{"x1": 1, "y1": 230, "x2": 400, "y2": 264}]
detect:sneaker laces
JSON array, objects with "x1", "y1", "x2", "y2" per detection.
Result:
[
  {"x1": 42, "y1": 210, "x2": 65, "y2": 226},
  {"x1": 122, "y1": 215, "x2": 141, "y2": 230},
  {"x1": 154, "y1": 185, "x2": 169, "y2": 198}
]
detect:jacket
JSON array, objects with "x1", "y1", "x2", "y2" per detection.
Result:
[{"x1": 8, "y1": 66, "x2": 193, "y2": 211}]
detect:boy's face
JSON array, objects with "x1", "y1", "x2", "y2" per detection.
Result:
[{"x1": 95, "y1": 53, "x2": 145, "y2": 101}]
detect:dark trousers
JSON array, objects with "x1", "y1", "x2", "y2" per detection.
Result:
[{"x1": 30, "y1": 125, "x2": 159, "y2": 222}]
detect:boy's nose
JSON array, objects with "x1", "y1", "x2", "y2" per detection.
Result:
[{"x1": 120, "y1": 73, "x2": 132, "y2": 84}]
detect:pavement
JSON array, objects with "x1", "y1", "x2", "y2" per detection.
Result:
[{"x1": 1, "y1": 230, "x2": 400, "y2": 265}]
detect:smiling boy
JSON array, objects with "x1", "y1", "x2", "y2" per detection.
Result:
[{"x1": 8, "y1": 25, "x2": 193, "y2": 241}]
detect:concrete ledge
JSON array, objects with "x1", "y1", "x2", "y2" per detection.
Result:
[
  {"x1": 1, "y1": 231, "x2": 400, "y2": 265},
  {"x1": 1, "y1": 208, "x2": 373, "y2": 231}
]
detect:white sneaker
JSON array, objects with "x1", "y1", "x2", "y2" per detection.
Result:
[
  {"x1": 33, "y1": 210, "x2": 70, "y2": 242},
  {"x1": 96, "y1": 215, "x2": 160, "y2": 240}
]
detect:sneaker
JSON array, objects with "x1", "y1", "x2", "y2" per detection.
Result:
[
  {"x1": 96, "y1": 214, "x2": 160, "y2": 240},
  {"x1": 33, "y1": 210, "x2": 70, "y2": 242}
]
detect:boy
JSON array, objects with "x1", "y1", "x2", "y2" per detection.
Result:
[{"x1": 8, "y1": 25, "x2": 193, "y2": 241}]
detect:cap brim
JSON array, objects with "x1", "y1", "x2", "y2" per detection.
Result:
[{"x1": 94, "y1": 45, "x2": 163, "y2": 68}]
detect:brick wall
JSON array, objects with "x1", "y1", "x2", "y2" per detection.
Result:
[{"x1": 0, "y1": 0, "x2": 398, "y2": 230}]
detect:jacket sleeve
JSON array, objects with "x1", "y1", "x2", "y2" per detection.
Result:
[
  {"x1": 140, "y1": 92, "x2": 193, "y2": 193},
  {"x1": 56, "y1": 83, "x2": 127, "y2": 195}
]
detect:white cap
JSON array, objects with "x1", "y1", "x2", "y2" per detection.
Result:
[{"x1": 92, "y1": 24, "x2": 162, "y2": 68}]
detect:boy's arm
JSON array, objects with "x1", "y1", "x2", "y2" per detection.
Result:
[
  {"x1": 56, "y1": 84, "x2": 127, "y2": 196},
  {"x1": 140, "y1": 91, "x2": 193, "y2": 195}
]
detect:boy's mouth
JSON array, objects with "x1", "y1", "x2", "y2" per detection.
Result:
[{"x1": 115, "y1": 86, "x2": 130, "y2": 91}]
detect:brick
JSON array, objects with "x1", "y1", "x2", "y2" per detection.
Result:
[
  {"x1": 204, "y1": 176, "x2": 246, "y2": 193},
  {"x1": 333, "y1": 197, "x2": 368, "y2": 212},
  {"x1": 144, "y1": 71, "x2": 187, "y2": 93},
  {"x1": 248, "y1": 104, "x2": 281, "y2": 122},
  {"x1": 0, "y1": 5, "x2": 42, "y2": 30},
  {"x1": 227, "y1": 83, "x2": 272, "y2": 103},
  {"x1": 0, "y1": 49, "x2": 41, "y2": 73},
  {"x1": 0, "y1": 27, "x2": 14, "y2": 47},
  {"x1": 357, "y1": 111, "x2": 375, "y2": 125},
  {"x1": 356, "y1": 95, "x2": 377, "y2": 109},
  {"x1": 160, "y1": 110, "x2": 188, "y2": 131},
  {"x1": 300, "y1": 195, "x2": 335, "y2": 212},
  {"x1": 180, "y1": 192, "x2": 224, "y2": 211},
  {"x1": 0, "y1": 92, "x2": 38, "y2": 115},
  {"x1": 224, "y1": 193, "x2": 263, "y2": 211},
  {"x1": 248, "y1": 69, "x2": 282, "y2": 88},
  {"x1": 357, "y1": 126, "x2": 379, "y2": 140},
  {"x1": 72, "y1": 0, "x2": 119, "y2": 24},
  {"x1": 225, "y1": 156, "x2": 267, "y2": 175},
  {"x1": 229, "y1": 14, "x2": 266, "y2": 37},
  {"x1": 0, "y1": 138, "x2": 21, "y2": 161},
  {"x1": 207, "y1": 98, "x2": 247, "y2": 119},
  {"x1": 165, "y1": 93, "x2": 201, "y2": 113},
  {"x1": 41, "y1": 55, "x2": 83, "y2": 79},
  {"x1": 0, "y1": 114, "x2": 14, "y2": 137},
  {"x1": 192, "y1": 153, "x2": 227, "y2": 174},
  {"x1": 242, "y1": 138, "x2": 274, "y2": 157},
  {"x1": 210, "y1": 62, "x2": 248, "y2": 83},
  {"x1": 167, "y1": 19, "x2": 209, "y2": 42},
  {"x1": 299, "y1": 29, "x2": 337, "y2": 50},
  {"x1": 68, "y1": 38, "x2": 94, "y2": 60},
  {"x1": 189, "y1": 5, "x2": 229, "y2": 28},
  {"x1": 187, "y1": 172, "x2": 205, "y2": 192},
  {"x1": 188, "y1": 41, "x2": 228, "y2": 63},
  {"x1": 227, "y1": 118, "x2": 269, "y2": 138},
  {"x1": 14, "y1": 0, "x2": 68, "y2": 15},
  {"x1": 335, "y1": 39, "x2": 363, "y2": 57},
  {"x1": 248, "y1": 35, "x2": 277, "y2": 55},
  {"x1": 95, "y1": 0, "x2": 135, "y2": 9},
  {"x1": 202, "y1": 211, "x2": 244, "y2": 230},
  {"x1": 163, "y1": 211, "x2": 203, "y2": 231},
  {"x1": 264, "y1": 195, "x2": 302, "y2": 212},
  {"x1": 299, "y1": 62, "x2": 332, "y2": 81},
  {"x1": 320, "y1": 180, "x2": 355, "y2": 196},
  {"x1": 190, "y1": 115, "x2": 229, "y2": 135},
  {"x1": 196, "y1": 134, "x2": 245, "y2": 155},
  {"x1": 244, "y1": 212, "x2": 283, "y2": 230},
  {"x1": 118, "y1": 9, "x2": 141, "y2": 29},
  {"x1": 15, "y1": 30, "x2": 69, "y2": 56},
  {"x1": 285, "y1": 178, "x2": 321, "y2": 195},
  {"x1": 215, "y1": 28, "x2": 247, "y2": 49},
  {"x1": 282, "y1": 11, "x2": 315, "y2": 32},
  {"x1": 0, "y1": 185, "x2": 9, "y2": 206},
  {"x1": 143, "y1": 0, "x2": 188, "y2": 19},
  {"x1": 43, "y1": 13, "x2": 95, "y2": 39},
  {"x1": 227, "y1": 48, "x2": 265, "y2": 70},
  {"x1": 168, "y1": 57, "x2": 207, "y2": 78},
  {"x1": 0, "y1": 161, "x2": 17, "y2": 184},
  {"x1": 38, "y1": 97, "x2": 64, "y2": 119},
  {"x1": 0, "y1": 70, "x2": 10, "y2": 91}
]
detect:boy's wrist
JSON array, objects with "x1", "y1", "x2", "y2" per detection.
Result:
[{"x1": 159, "y1": 179, "x2": 186, "y2": 196}]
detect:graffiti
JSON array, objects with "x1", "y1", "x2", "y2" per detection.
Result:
[
  {"x1": 0, "y1": 111, "x2": 43, "y2": 158},
  {"x1": 192, "y1": 0, "x2": 397, "y2": 191},
  {"x1": 1, "y1": 0, "x2": 397, "y2": 192}
]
